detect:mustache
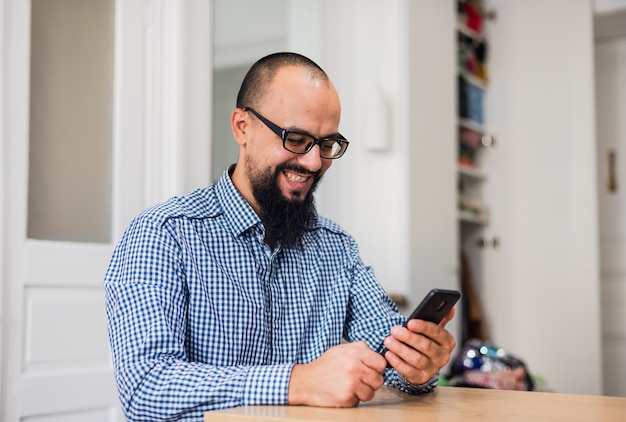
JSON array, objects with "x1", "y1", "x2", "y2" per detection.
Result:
[{"x1": 276, "y1": 163, "x2": 321, "y2": 178}]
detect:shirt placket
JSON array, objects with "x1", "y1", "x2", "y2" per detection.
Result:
[
  {"x1": 266, "y1": 245, "x2": 285, "y2": 363},
  {"x1": 248, "y1": 228, "x2": 283, "y2": 364}
]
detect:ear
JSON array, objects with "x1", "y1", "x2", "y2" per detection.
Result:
[{"x1": 231, "y1": 108, "x2": 249, "y2": 146}]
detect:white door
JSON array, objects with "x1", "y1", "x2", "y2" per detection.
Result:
[
  {"x1": 2, "y1": 0, "x2": 121, "y2": 420},
  {"x1": 1, "y1": 1, "x2": 212, "y2": 420},
  {"x1": 595, "y1": 9, "x2": 626, "y2": 397}
]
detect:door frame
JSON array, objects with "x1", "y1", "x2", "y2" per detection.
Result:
[{"x1": 0, "y1": 0, "x2": 7, "y2": 412}]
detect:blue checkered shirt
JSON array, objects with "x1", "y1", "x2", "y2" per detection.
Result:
[{"x1": 105, "y1": 170, "x2": 438, "y2": 421}]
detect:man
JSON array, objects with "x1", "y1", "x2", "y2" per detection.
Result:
[{"x1": 105, "y1": 52, "x2": 456, "y2": 421}]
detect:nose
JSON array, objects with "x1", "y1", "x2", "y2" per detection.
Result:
[{"x1": 295, "y1": 145, "x2": 324, "y2": 173}]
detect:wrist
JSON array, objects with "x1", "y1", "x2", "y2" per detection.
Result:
[{"x1": 287, "y1": 364, "x2": 306, "y2": 405}]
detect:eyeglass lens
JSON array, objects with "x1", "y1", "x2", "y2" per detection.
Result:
[{"x1": 284, "y1": 132, "x2": 346, "y2": 158}]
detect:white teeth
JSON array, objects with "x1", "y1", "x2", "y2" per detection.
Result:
[{"x1": 285, "y1": 172, "x2": 307, "y2": 183}]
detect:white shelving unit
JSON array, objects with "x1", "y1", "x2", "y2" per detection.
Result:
[
  {"x1": 456, "y1": 1, "x2": 495, "y2": 348},
  {"x1": 456, "y1": 12, "x2": 493, "y2": 229}
]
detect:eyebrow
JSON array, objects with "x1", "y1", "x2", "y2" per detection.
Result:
[{"x1": 285, "y1": 126, "x2": 342, "y2": 140}]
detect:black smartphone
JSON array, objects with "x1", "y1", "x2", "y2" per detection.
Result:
[
  {"x1": 404, "y1": 288, "x2": 461, "y2": 325},
  {"x1": 380, "y1": 288, "x2": 461, "y2": 357}
]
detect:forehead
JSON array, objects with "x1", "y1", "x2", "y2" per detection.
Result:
[{"x1": 262, "y1": 66, "x2": 341, "y2": 128}]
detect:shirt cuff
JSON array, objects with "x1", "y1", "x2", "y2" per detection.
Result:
[
  {"x1": 385, "y1": 370, "x2": 439, "y2": 395},
  {"x1": 241, "y1": 364, "x2": 294, "y2": 406}
]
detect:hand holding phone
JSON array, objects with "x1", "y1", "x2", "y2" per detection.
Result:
[{"x1": 380, "y1": 288, "x2": 460, "y2": 358}]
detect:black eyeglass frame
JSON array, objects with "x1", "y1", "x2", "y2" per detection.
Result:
[{"x1": 243, "y1": 107, "x2": 349, "y2": 159}]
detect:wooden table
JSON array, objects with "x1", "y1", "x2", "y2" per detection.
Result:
[{"x1": 205, "y1": 386, "x2": 626, "y2": 422}]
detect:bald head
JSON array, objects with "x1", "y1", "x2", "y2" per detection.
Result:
[{"x1": 236, "y1": 52, "x2": 330, "y2": 110}]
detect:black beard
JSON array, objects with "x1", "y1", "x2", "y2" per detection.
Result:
[{"x1": 250, "y1": 163, "x2": 321, "y2": 248}]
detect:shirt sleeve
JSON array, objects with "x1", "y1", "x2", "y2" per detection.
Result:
[
  {"x1": 340, "y1": 235, "x2": 440, "y2": 395},
  {"x1": 104, "y1": 214, "x2": 292, "y2": 421}
]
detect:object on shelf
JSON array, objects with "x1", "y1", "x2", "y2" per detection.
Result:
[
  {"x1": 457, "y1": 0, "x2": 494, "y2": 33},
  {"x1": 458, "y1": 31, "x2": 489, "y2": 83},
  {"x1": 458, "y1": 125, "x2": 482, "y2": 166},
  {"x1": 459, "y1": 142, "x2": 477, "y2": 167},
  {"x1": 458, "y1": 195, "x2": 489, "y2": 222},
  {"x1": 460, "y1": 125, "x2": 483, "y2": 148},
  {"x1": 459, "y1": 75, "x2": 484, "y2": 125},
  {"x1": 458, "y1": 0, "x2": 485, "y2": 33},
  {"x1": 458, "y1": 124, "x2": 496, "y2": 167}
]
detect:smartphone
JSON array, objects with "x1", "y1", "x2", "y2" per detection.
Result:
[
  {"x1": 404, "y1": 288, "x2": 461, "y2": 325},
  {"x1": 380, "y1": 288, "x2": 461, "y2": 357}
]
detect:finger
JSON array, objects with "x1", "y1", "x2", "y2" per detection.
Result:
[
  {"x1": 384, "y1": 332, "x2": 430, "y2": 367},
  {"x1": 357, "y1": 377, "x2": 383, "y2": 401},
  {"x1": 351, "y1": 343, "x2": 386, "y2": 389},
  {"x1": 354, "y1": 382, "x2": 378, "y2": 403},
  {"x1": 439, "y1": 307, "x2": 456, "y2": 328},
  {"x1": 388, "y1": 325, "x2": 453, "y2": 369},
  {"x1": 383, "y1": 346, "x2": 432, "y2": 385},
  {"x1": 359, "y1": 364, "x2": 385, "y2": 391},
  {"x1": 383, "y1": 330, "x2": 448, "y2": 385},
  {"x1": 405, "y1": 319, "x2": 450, "y2": 348},
  {"x1": 361, "y1": 349, "x2": 388, "y2": 373}
]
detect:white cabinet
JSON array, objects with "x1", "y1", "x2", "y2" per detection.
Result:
[{"x1": 475, "y1": 0, "x2": 602, "y2": 395}]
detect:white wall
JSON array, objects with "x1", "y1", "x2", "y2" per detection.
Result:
[
  {"x1": 317, "y1": 0, "x2": 414, "y2": 302},
  {"x1": 406, "y1": 0, "x2": 458, "y2": 311}
]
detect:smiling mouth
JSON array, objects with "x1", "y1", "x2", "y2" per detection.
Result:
[
  {"x1": 284, "y1": 171, "x2": 309, "y2": 184},
  {"x1": 277, "y1": 165, "x2": 321, "y2": 199}
]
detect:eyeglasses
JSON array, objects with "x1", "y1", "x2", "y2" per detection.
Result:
[{"x1": 244, "y1": 107, "x2": 349, "y2": 159}]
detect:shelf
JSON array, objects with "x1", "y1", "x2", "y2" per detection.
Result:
[
  {"x1": 458, "y1": 210, "x2": 489, "y2": 226},
  {"x1": 458, "y1": 118, "x2": 485, "y2": 134},
  {"x1": 458, "y1": 6, "x2": 491, "y2": 240},
  {"x1": 458, "y1": 164, "x2": 486, "y2": 180}
]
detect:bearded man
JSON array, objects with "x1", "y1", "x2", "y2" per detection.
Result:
[{"x1": 104, "y1": 52, "x2": 456, "y2": 422}]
